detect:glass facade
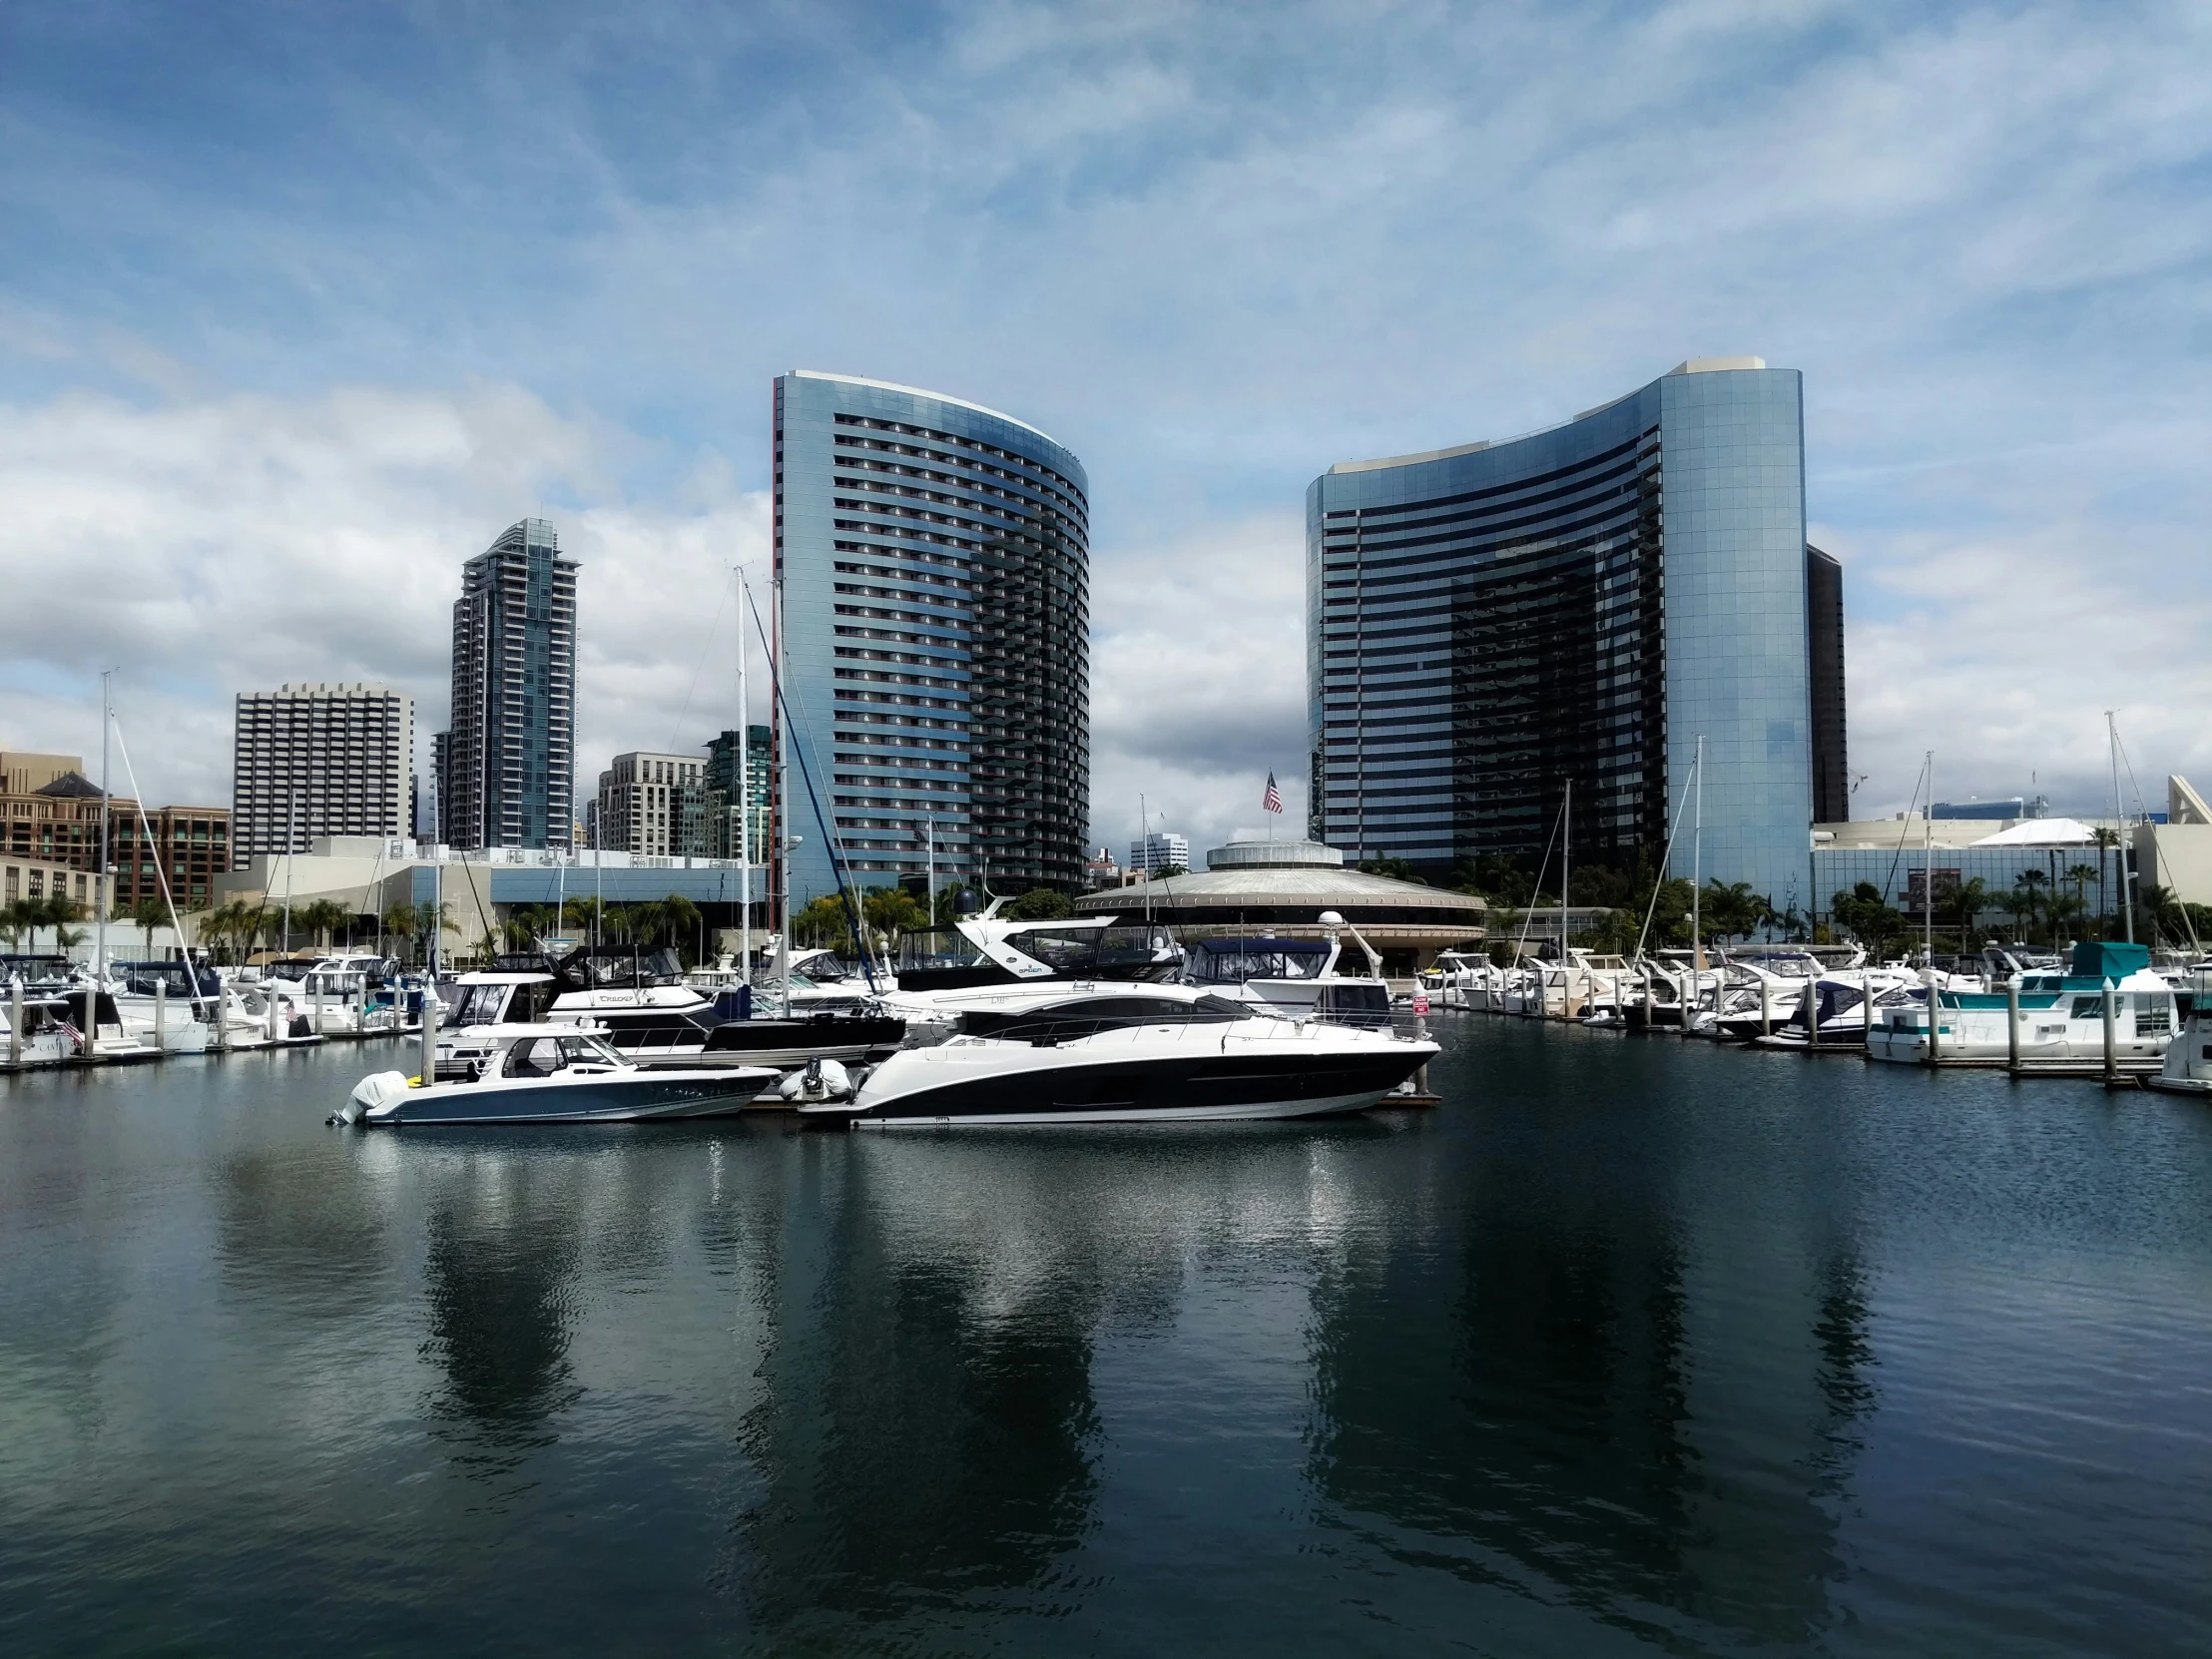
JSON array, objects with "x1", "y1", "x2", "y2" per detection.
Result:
[
  {"x1": 774, "y1": 373, "x2": 1089, "y2": 905},
  {"x1": 440, "y1": 518, "x2": 577, "y2": 850},
  {"x1": 1309, "y1": 361, "x2": 1820, "y2": 906}
]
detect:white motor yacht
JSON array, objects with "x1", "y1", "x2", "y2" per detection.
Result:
[
  {"x1": 2144, "y1": 967, "x2": 2212, "y2": 1095},
  {"x1": 804, "y1": 983, "x2": 1438, "y2": 1127},
  {"x1": 443, "y1": 949, "x2": 906, "y2": 1070},
  {"x1": 338, "y1": 1025, "x2": 783, "y2": 1125},
  {"x1": 1868, "y1": 941, "x2": 2176, "y2": 1066}
]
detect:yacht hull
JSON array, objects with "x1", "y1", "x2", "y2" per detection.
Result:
[
  {"x1": 367, "y1": 1070, "x2": 776, "y2": 1126},
  {"x1": 825, "y1": 1048, "x2": 1424, "y2": 1126}
]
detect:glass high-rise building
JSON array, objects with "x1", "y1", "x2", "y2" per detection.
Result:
[
  {"x1": 1308, "y1": 358, "x2": 1840, "y2": 908},
  {"x1": 773, "y1": 372, "x2": 1089, "y2": 904},
  {"x1": 438, "y1": 518, "x2": 577, "y2": 850}
]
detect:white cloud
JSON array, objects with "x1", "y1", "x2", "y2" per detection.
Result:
[{"x1": 0, "y1": 380, "x2": 769, "y2": 813}]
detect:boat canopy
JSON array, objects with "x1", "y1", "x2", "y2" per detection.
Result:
[{"x1": 2070, "y1": 940, "x2": 2151, "y2": 981}]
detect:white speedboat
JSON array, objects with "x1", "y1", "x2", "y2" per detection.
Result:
[
  {"x1": 803, "y1": 984, "x2": 1438, "y2": 1127},
  {"x1": 338, "y1": 1025, "x2": 784, "y2": 1125},
  {"x1": 1868, "y1": 941, "x2": 2177, "y2": 1066},
  {"x1": 442, "y1": 950, "x2": 906, "y2": 1070}
]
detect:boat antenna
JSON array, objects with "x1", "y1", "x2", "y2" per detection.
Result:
[
  {"x1": 96, "y1": 668, "x2": 114, "y2": 980},
  {"x1": 2109, "y1": 711, "x2": 2133, "y2": 943}
]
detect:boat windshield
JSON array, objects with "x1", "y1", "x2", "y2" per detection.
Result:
[
  {"x1": 446, "y1": 983, "x2": 511, "y2": 1027},
  {"x1": 1187, "y1": 939, "x2": 1332, "y2": 985},
  {"x1": 898, "y1": 929, "x2": 983, "y2": 970},
  {"x1": 500, "y1": 1034, "x2": 627, "y2": 1077},
  {"x1": 960, "y1": 993, "x2": 1251, "y2": 1043}
]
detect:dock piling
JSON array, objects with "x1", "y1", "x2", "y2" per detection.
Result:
[
  {"x1": 8, "y1": 977, "x2": 20, "y2": 1069},
  {"x1": 2006, "y1": 980, "x2": 2020, "y2": 1072},
  {"x1": 2102, "y1": 985, "x2": 2118, "y2": 1086},
  {"x1": 155, "y1": 980, "x2": 165, "y2": 1050}
]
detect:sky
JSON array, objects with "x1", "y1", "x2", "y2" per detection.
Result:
[{"x1": 2, "y1": 0, "x2": 2208, "y2": 854}]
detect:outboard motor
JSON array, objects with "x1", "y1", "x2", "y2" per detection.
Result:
[{"x1": 777, "y1": 1056, "x2": 853, "y2": 1105}]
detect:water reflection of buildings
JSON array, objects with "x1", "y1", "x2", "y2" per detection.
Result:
[
  {"x1": 1303, "y1": 1100, "x2": 1878, "y2": 1646},
  {"x1": 721, "y1": 1128, "x2": 1380, "y2": 1627}
]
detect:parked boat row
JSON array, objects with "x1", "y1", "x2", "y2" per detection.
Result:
[
  {"x1": 1421, "y1": 936, "x2": 2212, "y2": 1088},
  {"x1": 338, "y1": 904, "x2": 1438, "y2": 1129}
]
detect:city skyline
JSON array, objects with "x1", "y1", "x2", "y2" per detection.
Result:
[{"x1": 2, "y1": 4, "x2": 2208, "y2": 855}]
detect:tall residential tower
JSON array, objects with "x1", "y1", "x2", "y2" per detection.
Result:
[
  {"x1": 773, "y1": 372, "x2": 1089, "y2": 903},
  {"x1": 1308, "y1": 357, "x2": 1841, "y2": 907},
  {"x1": 437, "y1": 518, "x2": 577, "y2": 851},
  {"x1": 232, "y1": 682, "x2": 414, "y2": 858}
]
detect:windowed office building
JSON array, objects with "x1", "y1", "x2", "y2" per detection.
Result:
[
  {"x1": 773, "y1": 371, "x2": 1089, "y2": 905},
  {"x1": 1309, "y1": 358, "x2": 1839, "y2": 909}
]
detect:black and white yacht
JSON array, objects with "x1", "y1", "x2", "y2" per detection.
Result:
[
  {"x1": 802, "y1": 983, "x2": 1436, "y2": 1127},
  {"x1": 442, "y1": 947, "x2": 905, "y2": 1070}
]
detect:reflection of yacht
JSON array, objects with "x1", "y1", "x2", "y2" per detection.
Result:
[
  {"x1": 340, "y1": 1026, "x2": 781, "y2": 1125},
  {"x1": 806, "y1": 984, "x2": 1437, "y2": 1126}
]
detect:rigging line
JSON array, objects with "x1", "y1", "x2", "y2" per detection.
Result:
[
  {"x1": 1511, "y1": 797, "x2": 1564, "y2": 969},
  {"x1": 742, "y1": 581, "x2": 878, "y2": 994},
  {"x1": 1633, "y1": 754, "x2": 1700, "y2": 964},
  {"x1": 1881, "y1": 754, "x2": 1932, "y2": 911},
  {"x1": 107, "y1": 711, "x2": 201, "y2": 1013},
  {"x1": 2112, "y1": 719, "x2": 2195, "y2": 949},
  {"x1": 667, "y1": 570, "x2": 736, "y2": 753}
]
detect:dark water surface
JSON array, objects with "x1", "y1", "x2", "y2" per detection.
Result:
[{"x1": 4, "y1": 1020, "x2": 2210, "y2": 1656}]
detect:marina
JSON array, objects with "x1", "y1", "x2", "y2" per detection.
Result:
[{"x1": 3, "y1": 1017, "x2": 2208, "y2": 1654}]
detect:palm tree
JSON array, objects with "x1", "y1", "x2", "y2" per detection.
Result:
[
  {"x1": 1948, "y1": 877, "x2": 1991, "y2": 950},
  {"x1": 2064, "y1": 862, "x2": 2099, "y2": 941},
  {"x1": 131, "y1": 894, "x2": 169, "y2": 958},
  {"x1": 2091, "y1": 827, "x2": 2121, "y2": 933},
  {"x1": 2014, "y1": 867, "x2": 2049, "y2": 942},
  {"x1": 660, "y1": 893, "x2": 702, "y2": 964}
]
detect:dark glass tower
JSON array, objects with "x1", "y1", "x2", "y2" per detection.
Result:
[
  {"x1": 1309, "y1": 359, "x2": 1819, "y2": 905},
  {"x1": 1807, "y1": 545, "x2": 1849, "y2": 825},
  {"x1": 773, "y1": 372, "x2": 1089, "y2": 904},
  {"x1": 439, "y1": 518, "x2": 578, "y2": 850}
]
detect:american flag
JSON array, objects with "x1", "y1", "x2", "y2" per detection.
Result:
[{"x1": 1263, "y1": 772, "x2": 1283, "y2": 815}]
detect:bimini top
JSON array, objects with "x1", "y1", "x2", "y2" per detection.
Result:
[{"x1": 788, "y1": 370, "x2": 1069, "y2": 454}]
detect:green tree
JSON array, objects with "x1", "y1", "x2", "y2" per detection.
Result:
[
  {"x1": 1357, "y1": 857, "x2": 1424, "y2": 884},
  {"x1": 791, "y1": 893, "x2": 854, "y2": 949},
  {"x1": 131, "y1": 894, "x2": 169, "y2": 957},
  {"x1": 1833, "y1": 882, "x2": 1909, "y2": 958},
  {"x1": 1005, "y1": 886, "x2": 1075, "y2": 920},
  {"x1": 1948, "y1": 876, "x2": 1991, "y2": 948},
  {"x1": 661, "y1": 893, "x2": 702, "y2": 963},
  {"x1": 861, "y1": 885, "x2": 927, "y2": 941},
  {"x1": 1698, "y1": 880, "x2": 1769, "y2": 943}
]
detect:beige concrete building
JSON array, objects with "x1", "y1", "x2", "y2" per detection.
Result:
[
  {"x1": 1072, "y1": 837, "x2": 1485, "y2": 974},
  {"x1": 594, "y1": 752, "x2": 707, "y2": 856}
]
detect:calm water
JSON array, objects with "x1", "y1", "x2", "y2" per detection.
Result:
[{"x1": 3, "y1": 1021, "x2": 2210, "y2": 1656}]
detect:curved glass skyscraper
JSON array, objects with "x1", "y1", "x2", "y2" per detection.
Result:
[
  {"x1": 1308, "y1": 358, "x2": 1837, "y2": 909},
  {"x1": 774, "y1": 372, "x2": 1090, "y2": 905}
]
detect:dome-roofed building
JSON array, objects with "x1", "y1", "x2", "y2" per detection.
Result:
[{"x1": 1071, "y1": 836, "x2": 1484, "y2": 974}]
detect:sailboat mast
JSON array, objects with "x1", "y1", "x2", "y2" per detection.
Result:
[
  {"x1": 1560, "y1": 777, "x2": 1570, "y2": 959},
  {"x1": 737, "y1": 565, "x2": 752, "y2": 983},
  {"x1": 1690, "y1": 736, "x2": 1702, "y2": 972},
  {"x1": 2110, "y1": 711, "x2": 2133, "y2": 943},
  {"x1": 96, "y1": 670, "x2": 112, "y2": 979},
  {"x1": 1925, "y1": 751, "x2": 1936, "y2": 962},
  {"x1": 773, "y1": 552, "x2": 790, "y2": 992}
]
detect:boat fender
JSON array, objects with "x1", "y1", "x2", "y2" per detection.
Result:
[
  {"x1": 777, "y1": 1057, "x2": 853, "y2": 1104},
  {"x1": 338, "y1": 1070, "x2": 412, "y2": 1126}
]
